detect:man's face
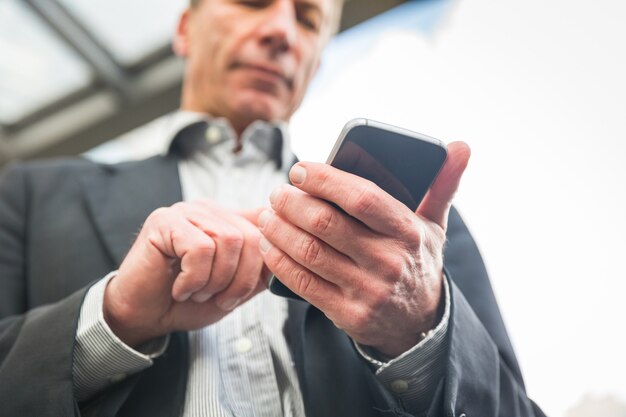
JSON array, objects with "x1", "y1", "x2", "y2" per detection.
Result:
[{"x1": 176, "y1": 0, "x2": 334, "y2": 132}]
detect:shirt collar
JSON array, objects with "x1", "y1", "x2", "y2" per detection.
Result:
[{"x1": 163, "y1": 110, "x2": 294, "y2": 170}]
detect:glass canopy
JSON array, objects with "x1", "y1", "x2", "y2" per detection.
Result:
[
  {"x1": 0, "y1": 0, "x2": 91, "y2": 125},
  {"x1": 57, "y1": 0, "x2": 188, "y2": 65}
]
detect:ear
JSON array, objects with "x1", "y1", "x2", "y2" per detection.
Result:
[{"x1": 173, "y1": 9, "x2": 192, "y2": 57}]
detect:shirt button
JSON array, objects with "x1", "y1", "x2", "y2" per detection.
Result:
[
  {"x1": 109, "y1": 373, "x2": 127, "y2": 383},
  {"x1": 205, "y1": 126, "x2": 221, "y2": 144},
  {"x1": 235, "y1": 337, "x2": 253, "y2": 353},
  {"x1": 390, "y1": 379, "x2": 409, "y2": 393}
]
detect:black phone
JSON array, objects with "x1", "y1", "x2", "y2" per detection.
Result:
[{"x1": 268, "y1": 118, "x2": 448, "y2": 300}]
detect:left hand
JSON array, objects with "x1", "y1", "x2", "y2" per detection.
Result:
[{"x1": 258, "y1": 142, "x2": 471, "y2": 358}]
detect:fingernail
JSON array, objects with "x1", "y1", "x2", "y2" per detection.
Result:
[
  {"x1": 258, "y1": 210, "x2": 272, "y2": 229},
  {"x1": 220, "y1": 298, "x2": 241, "y2": 311},
  {"x1": 269, "y1": 187, "x2": 281, "y2": 205},
  {"x1": 259, "y1": 237, "x2": 272, "y2": 253},
  {"x1": 191, "y1": 292, "x2": 213, "y2": 303},
  {"x1": 178, "y1": 292, "x2": 192, "y2": 302},
  {"x1": 290, "y1": 165, "x2": 306, "y2": 185}
]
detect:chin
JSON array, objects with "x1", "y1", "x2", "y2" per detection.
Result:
[{"x1": 231, "y1": 89, "x2": 291, "y2": 123}]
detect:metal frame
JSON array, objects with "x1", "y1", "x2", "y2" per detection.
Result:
[
  {"x1": 24, "y1": 0, "x2": 133, "y2": 97},
  {"x1": 0, "y1": 0, "x2": 408, "y2": 166}
]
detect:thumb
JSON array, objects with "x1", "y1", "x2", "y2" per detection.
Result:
[
  {"x1": 236, "y1": 206, "x2": 269, "y2": 226},
  {"x1": 417, "y1": 141, "x2": 471, "y2": 230}
]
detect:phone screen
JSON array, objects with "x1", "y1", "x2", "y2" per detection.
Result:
[{"x1": 330, "y1": 123, "x2": 447, "y2": 211}]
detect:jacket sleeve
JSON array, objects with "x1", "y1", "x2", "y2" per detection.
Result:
[
  {"x1": 428, "y1": 207, "x2": 547, "y2": 417},
  {"x1": 0, "y1": 288, "x2": 87, "y2": 416},
  {"x1": 435, "y1": 277, "x2": 547, "y2": 417},
  {"x1": 0, "y1": 163, "x2": 84, "y2": 416}
]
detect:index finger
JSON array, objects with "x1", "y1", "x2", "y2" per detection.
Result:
[{"x1": 287, "y1": 162, "x2": 414, "y2": 236}]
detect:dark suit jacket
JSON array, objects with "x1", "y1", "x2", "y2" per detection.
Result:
[{"x1": 0, "y1": 155, "x2": 546, "y2": 417}]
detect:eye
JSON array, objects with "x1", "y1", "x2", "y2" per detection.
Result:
[
  {"x1": 298, "y1": 15, "x2": 318, "y2": 31},
  {"x1": 297, "y1": 9, "x2": 321, "y2": 32},
  {"x1": 237, "y1": 0, "x2": 266, "y2": 8}
]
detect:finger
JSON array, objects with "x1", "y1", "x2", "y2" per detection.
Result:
[
  {"x1": 287, "y1": 162, "x2": 414, "y2": 236},
  {"x1": 258, "y1": 208, "x2": 357, "y2": 287},
  {"x1": 267, "y1": 185, "x2": 378, "y2": 263},
  {"x1": 417, "y1": 141, "x2": 471, "y2": 230},
  {"x1": 172, "y1": 204, "x2": 244, "y2": 303},
  {"x1": 212, "y1": 216, "x2": 266, "y2": 311},
  {"x1": 188, "y1": 216, "x2": 244, "y2": 303},
  {"x1": 163, "y1": 217, "x2": 217, "y2": 302},
  {"x1": 259, "y1": 237, "x2": 342, "y2": 313}
]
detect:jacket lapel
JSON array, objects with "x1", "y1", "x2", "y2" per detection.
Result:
[
  {"x1": 80, "y1": 154, "x2": 183, "y2": 266},
  {"x1": 288, "y1": 301, "x2": 399, "y2": 417}
]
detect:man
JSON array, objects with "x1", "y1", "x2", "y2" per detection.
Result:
[{"x1": 0, "y1": 0, "x2": 545, "y2": 416}]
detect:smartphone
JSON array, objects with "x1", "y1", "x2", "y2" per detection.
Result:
[{"x1": 268, "y1": 118, "x2": 448, "y2": 300}]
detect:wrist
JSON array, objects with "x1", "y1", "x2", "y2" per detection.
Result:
[
  {"x1": 371, "y1": 275, "x2": 446, "y2": 358},
  {"x1": 103, "y1": 278, "x2": 161, "y2": 348}
]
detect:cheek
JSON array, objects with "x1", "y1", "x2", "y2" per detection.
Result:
[
  {"x1": 291, "y1": 53, "x2": 320, "y2": 100},
  {"x1": 189, "y1": 24, "x2": 233, "y2": 86}
]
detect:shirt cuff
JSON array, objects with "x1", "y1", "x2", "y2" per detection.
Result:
[
  {"x1": 354, "y1": 274, "x2": 451, "y2": 413},
  {"x1": 73, "y1": 271, "x2": 169, "y2": 402}
]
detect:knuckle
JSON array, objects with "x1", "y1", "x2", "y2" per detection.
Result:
[
  {"x1": 315, "y1": 168, "x2": 332, "y2": 191},
  {"x1": 146, "y1": 207, "x2": 170, "y2": 224},
  {"x1": 219, "y1": 228, "x2": 244, "y2": 251},
  {"x1": 194, "y1": 239, "x2": 216, "y2": 257},
  {"x1": 300, "y1": 235, "x2": 322, "y2": 265},
  {"x1": 382, "y1": 254, "x2": 406, "y2": 280},
  {"x1": 269, "y1": 250, "x2": 292, "y2": 278},
  {"x1": 367, "y1": 285, "x2": 390, "y2": 310},
  {"x1": 414, "y1": 221, "x2": 428, "y2": 241},
  {"x1": 348, "y1": 186, "x2": 378, "y2": 215},
  {"x1": 188, "y1": 234, "x2": 217, "y2": 257},
  {"x1": 347, "y1": 306, "x2": 371, "y2": 330},
  {"x1": 310, "y1": 208, "x2": 334, "y2": 235},
  {"x1": 294, "y1": 268, "x2": 317, "y2": 297},
  {"x1": 403, "y1": 222, "x2": 440, "y2": 255},
  {"x1": 394, "y1": 215, "x2": 417, "y2": 238},
  {"x1": 371, "y1": 251, "x2": 409, "y2": 282},
  {"x1": 407, "y1": 223, "x2": 425, "y2": 247}
]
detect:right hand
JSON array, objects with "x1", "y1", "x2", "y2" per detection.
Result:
[{"x1": 103, "y1": 200, "x2": 268, "y2": 347}]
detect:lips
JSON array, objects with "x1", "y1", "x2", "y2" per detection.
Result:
[{"x1": 234, "y1": 62, "x2": 293, "y2": 90}]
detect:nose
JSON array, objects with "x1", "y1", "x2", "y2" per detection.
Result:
[{"x1": 258, "y1": 0, "x2": 298, "y2": 55}]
